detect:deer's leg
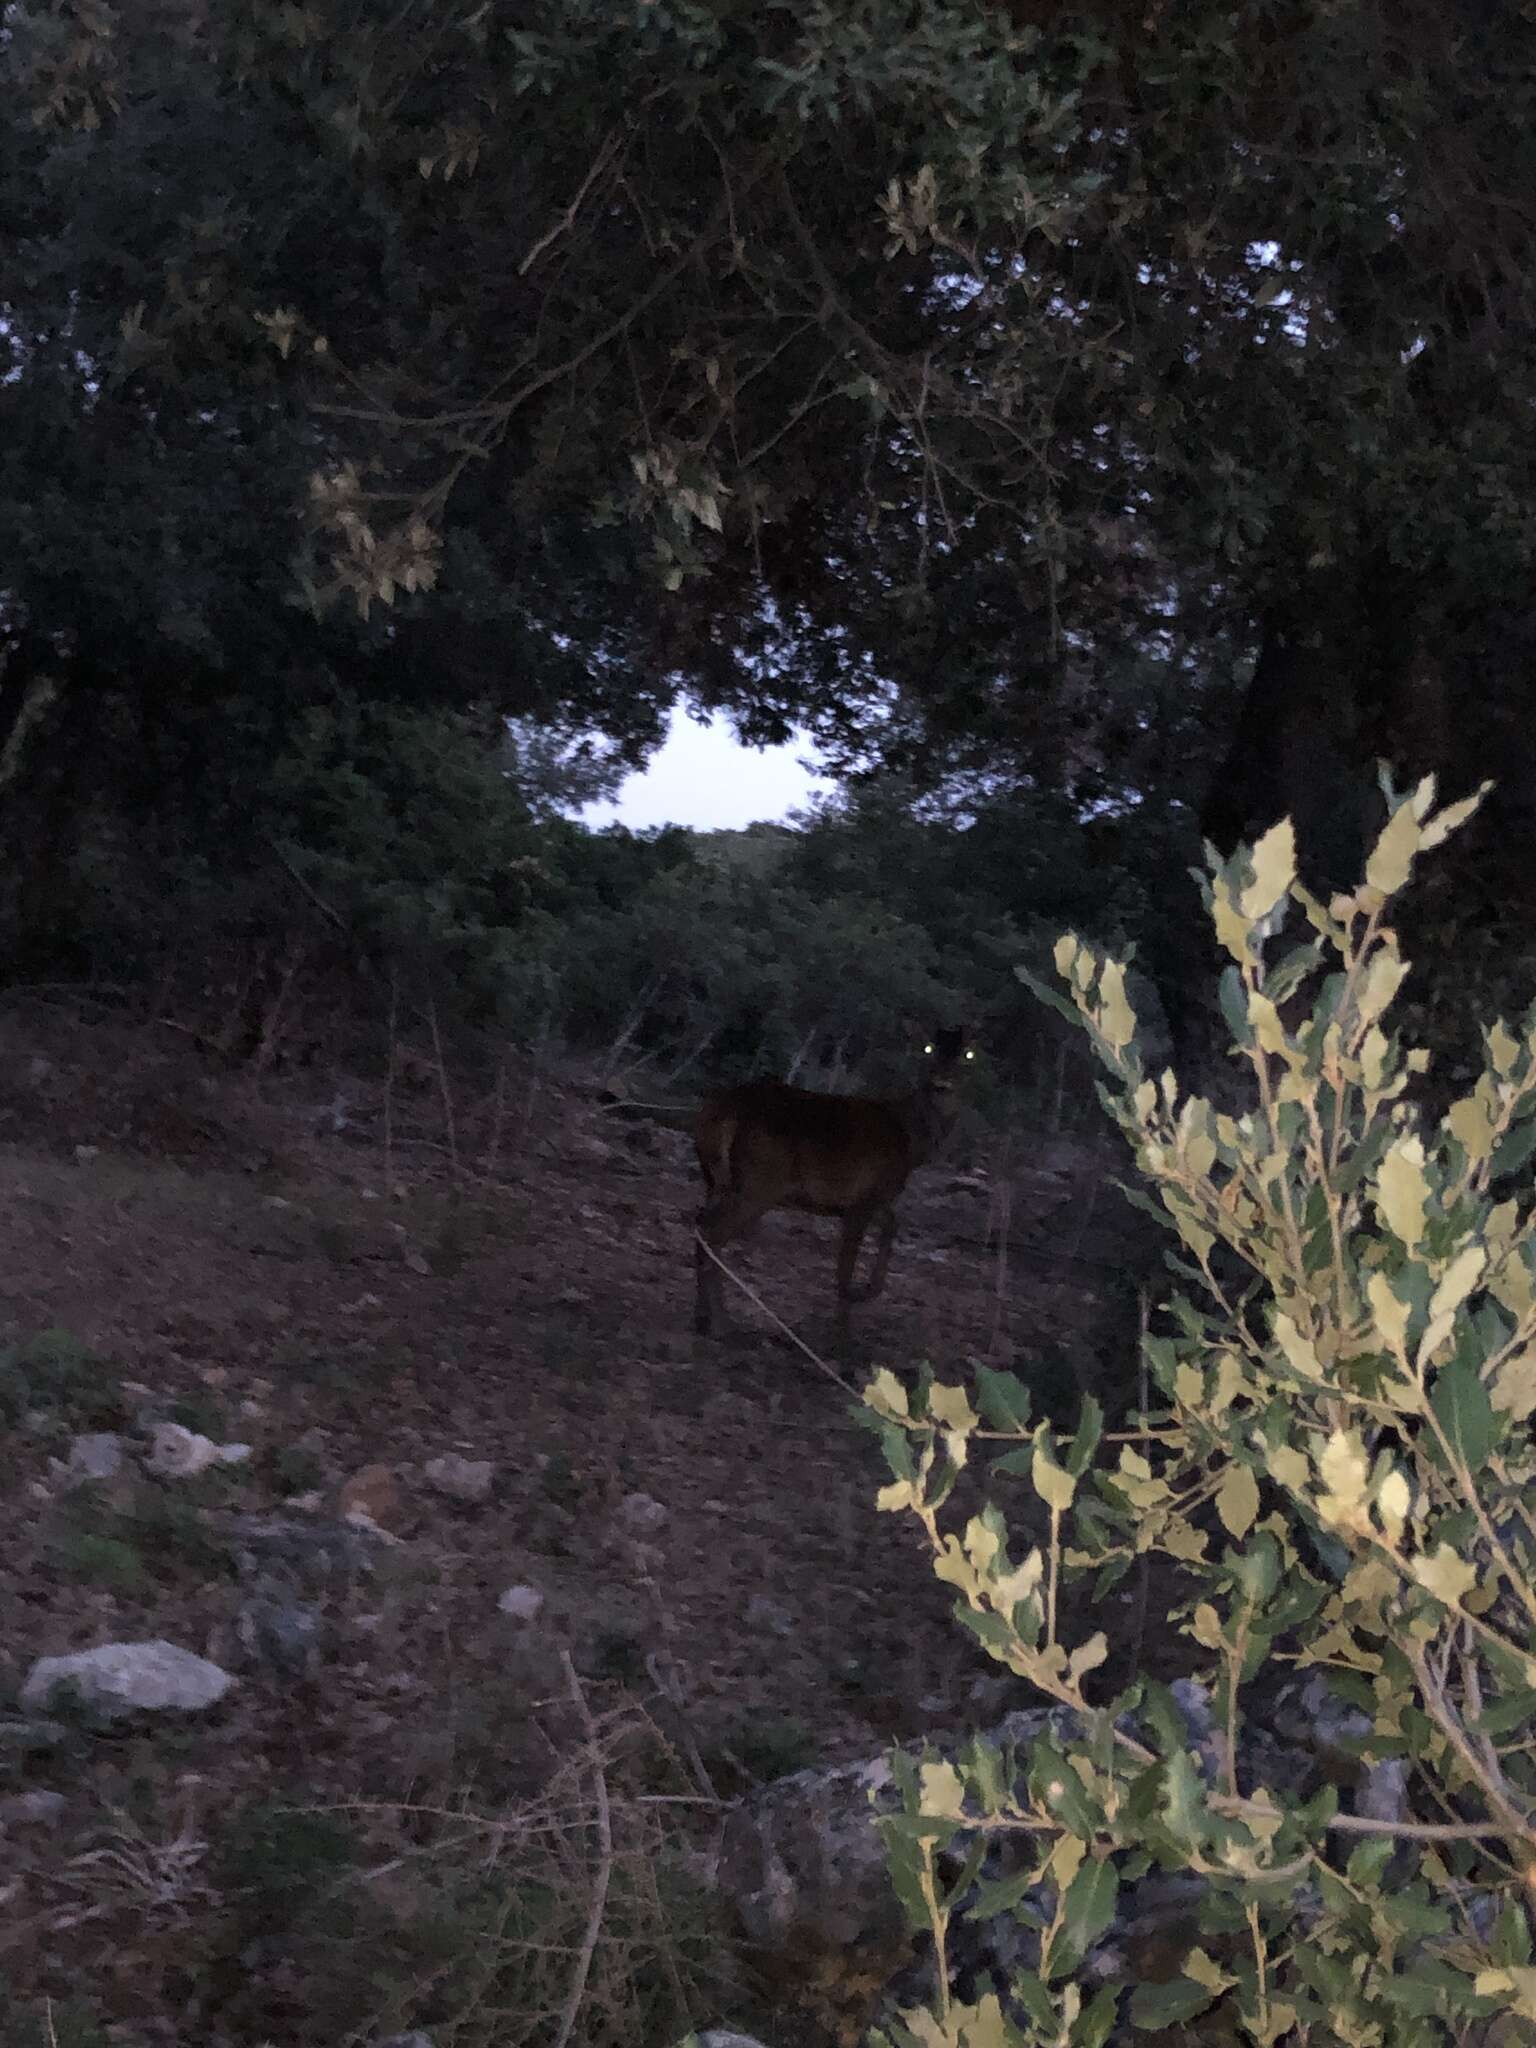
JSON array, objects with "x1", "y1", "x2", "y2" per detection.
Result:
[
  {"x1": 859, "y1": 1205, "x2": 899, "y2": 1302},
  {"x1": 836, "y1": 1204, "x2": 877, "y2": 1306},
  {"x1": 694, "y1": 1191, "x2": 766, "y2": 1336}
]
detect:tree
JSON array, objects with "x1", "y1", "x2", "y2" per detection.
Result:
[
  {"x1": 40, "y1": 2, "x2": 1520, "y2": 822},
  {"x1": 6, "y1": 0, "x2": 1535, "y2": 1026}
]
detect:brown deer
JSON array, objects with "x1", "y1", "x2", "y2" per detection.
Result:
[{"x1": 692, "y1": 1026, "x2": 974, "y2": 1338}]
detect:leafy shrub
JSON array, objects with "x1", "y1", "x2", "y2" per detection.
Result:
[
  {"x1": 0, "y1": 1329, "x2": 122, "y2": 1432},
  {"x1": 865, "y1": 776, "x2": 1536, "y2": 2046},
  {"x1": 49, "y1": 1486, "x2": 235, "y2": 1592}
]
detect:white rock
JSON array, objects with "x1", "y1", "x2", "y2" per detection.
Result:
[
  {"x1": 618, "y1": 1491, "x2": 667, "y2": 1534},
  {"x1": 497, "y1": 1584, "x2": 545, "y2": 1623},
  {"x1": 66, "y1": 1433, "x2": 125, "y2": 1483},
  {"x1": 21, "y1": 1641, "x2": 235, "y2": 1720},
  {"x1": 423, "y1": 1454, "x2": 495, "y2": 1504},
  {"x1": 144, "y1": 1422, "x2": 251, "y2": 1477}
]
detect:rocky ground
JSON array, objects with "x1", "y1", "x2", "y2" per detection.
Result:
[{"x1": 0, "y1": 998, "x2": 1169, "y2": 2048}]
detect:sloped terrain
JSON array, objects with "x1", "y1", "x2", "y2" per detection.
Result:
[{"x1": 0, "y1": 1002, "x2": 1167, "y2": 2047}]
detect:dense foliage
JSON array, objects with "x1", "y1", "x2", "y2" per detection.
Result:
[
  {"x1": 3, "y1": 0, "x2": 1534, "y2": 1040},
  {"x1": 869, "y1": 780, "x2": 1536, "y2": 2045}
]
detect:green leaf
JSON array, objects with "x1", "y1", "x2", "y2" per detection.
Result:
[
  {"x1": 1345, "y1": 1833, "x2": 1394, "y2": 1887},
  {"x1": 1218, "y1": 965, "x2": 1252, "y2": 1047},
  {"x1": 1493, "y1": 1899, "x2": 1534, "y2": 1968},
  {"x1": 1159, "y1": 1747, "x2": 1208, "y2": 1848},
  {"x1": 1008, "y1": 1970, "x2": 1058, "y2": 2032},
  {"x1": 1065, "y1": 1394, "x2": 1104, "y2": 1476},
  {"x1": 1128, "y1": 1977, "x2": 1217, "y2": 2030},
  {"x1": 1473, "y1": 1686, "x2": 1536, "y2": 1739},
  {"x1": 1070, "y1": 1984, "x2": 1121, "y2": 2048},
  {"x1": 1379, "y1": 1889, "x2": 1452, "y2": 1939},
  {"x1": 967, "y1": 1865, "x2": 1043, "y2": 1922},
  {"x1": 1061, "y1": 1855, "x2": 1119, "y2": 1951},
  {"x1": 1017, "y1": 966, "x2": 1083, "y2": 1030},
  {"x1": 1429, "y1": 1355, "x2": 1497, "y2": 1469},
  {"x1": 1492, "y1": 1117, "x2": 1536, "y2": 1181},
  {"x1": 975, "y1": 1367, "x2": 1033, "y2": 1432},
  {"x1": 876, "y1": 1814, "x2": 932, "y2": 1932},
  {"x1": 1030, "y1": 1739, "x2": 1100, "y2": 1837}
]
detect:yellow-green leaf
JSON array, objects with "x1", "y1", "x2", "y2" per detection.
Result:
[
  {"x1": 1376, "y1": 1468, "x2": 1411, "y2": 1543},
  {"x1": 1032, "y1": 1440, "x2": 1077, "y2": 1512},
  {"x1": 930, "y1": 1383, "x2": 977, "y2": 1434},
  {"x1": 865, "y1": 1369, "x2": 910, "y2": 1418},
  {"x1": 1273, "y1": 1313, "x2": 1323, "y2": 1380},
  {"x1": 1266, "y1": 1443, "x2": 1310, "y2": 1492},
  {"x1": 1429, "y1": 1244, "x2": 1485, "y2": 1322},
  {"x1": 1240, "y1": 817, "x2": 1297, "y2": 921},
  {"x1": 1247, "y1": 991, "x2": 1288, "y2": 1055},
  {"x1": 1318, "y1": 1430, "x2": 1369, "y2": 1509},
  {"x1": 1419, "y1": 782, "x2": 1491, "y2": 851},
  {"x1": 1185, "y1": 1126, "x2": 1218, "y2": 1178},
  {"x1": 1367, "y1": 1271, "x2": 1411, "y2": 1356},
  {"x1": 1216, "y1": 1463, "x2": 1261, "y2": 1540},
  {"x1": 1411, "y1": 1544, "x2": 1477, "y2": 1606},
  {"x1": 1191, "y1": 1603, "x2": 1225, "y2": 1648},
  {"x1": 1053, "y1": 933, "x2": 1079, "y2": 980},
  {"x1": 1366, "y1": 802, "x2": 1421, "y2": 896},
  {"x1": 1097, "y1": 959, "x2": 1136, "y2": 1052},
  {"x1": 1184, "y1": 1946, "x2": 1236, "y2": 1995},
  {"x1": 920, "y1": 1760, "x2": 968, "y2": 1819},
  {"x1": 1175, "y1": 1363, "x2": 1206, "y2": 1409},
  {"x1": 1492, "y1": 1349, "x2": 1536, "y2": 1420},
  {"x1": 1356, "y1": 947, "x2": 1410, "y2": 1026},
  {"x1": 1375, "y1": 1136, "x2": 1430, "y2": 1249},
  {"x1": 1447, "y1": 1090, "x2": 1496, "y2": 1162},
  {"x1": 1069, "y1": 1631, "x2": 1108, "y2": 1681},
  {"x1": 963, "y1": 1514, "x2": 1000, "y2": 1573},
  {"x1": 933, "y1": 1536, "x2": 981, "y2": 1599},
  {"x1": 1212, "y1": 882, "x2": 1251, "y2": 962}
]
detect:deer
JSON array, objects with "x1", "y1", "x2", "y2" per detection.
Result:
[{"x1": 691, "y1": 1026, "x2": 974, "y2": 1340}]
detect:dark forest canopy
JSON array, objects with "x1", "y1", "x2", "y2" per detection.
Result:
[{"x1": 2, "y1": 0, "x2": 1535, "y2": 1033}]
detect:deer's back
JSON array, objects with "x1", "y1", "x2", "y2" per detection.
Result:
[{"x1": 696, "y1": 1079, "x2": 918, "y2": 1213}]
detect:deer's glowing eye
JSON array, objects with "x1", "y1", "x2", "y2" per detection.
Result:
[
  {"x1": 923, "y1": 1043, "x2": 935, "y2": 1055},
  {"x1": 965, "y1": 1049, "x2": 976, "y2": 1060}
]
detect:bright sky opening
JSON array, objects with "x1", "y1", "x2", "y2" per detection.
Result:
[{"x1": 583, "y1": 707, "x2": 829, "y2": 831}]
